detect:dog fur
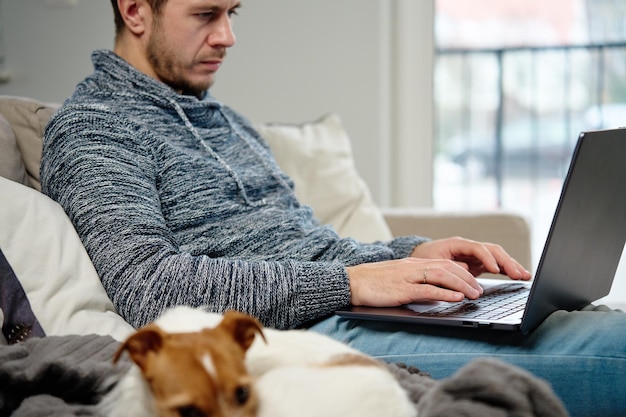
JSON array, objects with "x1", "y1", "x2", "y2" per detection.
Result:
[
  {"x1": 153, "y1": 306, "x2": 418, "y2": 417},
  {"x1": 104, "y1": 310, "x2": 264, "y2": 417},
  {"x1": 255, "y1": 361, "x2": 417, "y2": 417},
  {"x1": 153, "y1": 306, "x2": 361, "y2": 376}
]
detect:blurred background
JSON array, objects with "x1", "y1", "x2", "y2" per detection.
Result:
[
  {"x1": 433, "y1": 0, "x2": 626, "y2": 308},
  {"x1": 0, "y1": 0, "x2": 623, "y2": 308}
]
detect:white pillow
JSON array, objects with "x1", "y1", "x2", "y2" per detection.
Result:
[
  {"x1": 256, "y1": 114, "x2": 392, "y2": 243},
  {"x1": 0, "y1": 176, "x2": 134, "y2": 341}
]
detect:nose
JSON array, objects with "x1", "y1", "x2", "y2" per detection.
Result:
[{"x1": 208, "y1": 15, "x2": 236, "y2": 48}]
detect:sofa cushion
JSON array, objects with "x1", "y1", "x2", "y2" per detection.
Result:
[
  {"x1": 256, "y1": 114, "x2": 392, "y2": 243},
  {"x1": 0, "y1": 113, "x2": 29, "y2": 187},
  {"x1": 0, "y1": 176, "x2": 135, "y2": 342},
  {"x1": 0, "y1": 95, "x2": 392, "y2": 242},
  {"x1": 0, "y1": 96, "x2": 59, "y2": 191}
]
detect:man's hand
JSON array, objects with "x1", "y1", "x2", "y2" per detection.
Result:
[
  {"x1": 346, "y1": 237, "x2": 531, "y2": 307},
  {"x1": 410, "y1": 237, "x2": 531, "y2": 280}
]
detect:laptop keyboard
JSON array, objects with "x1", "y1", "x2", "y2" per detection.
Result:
[{"x1": 415, "y1": 283, "x2": 529, "y2": 320}]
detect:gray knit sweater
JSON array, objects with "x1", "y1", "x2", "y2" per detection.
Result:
[{"x1": 41, "y1": 50, "x2": 427, "y2": 329}]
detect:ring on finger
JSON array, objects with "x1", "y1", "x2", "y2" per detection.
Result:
[{"x1": 423, "y1": 267, "x2": 429, "y2": 285}]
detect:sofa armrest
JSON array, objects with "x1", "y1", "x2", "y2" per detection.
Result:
[{"x1": 381, "y1": 207, "x2": 533, "y2": 271}]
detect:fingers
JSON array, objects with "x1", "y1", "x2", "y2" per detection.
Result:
[
  {"x1": 478, "y1": 242, "x2": 531, "y2": 280},
  {"x1": 347, "y1": 236, "x2": 533, "y2": 308},
  {"x1": 416, "y1": 282, "x2": 467, "y2": 303},
  {"x1": 412, "y1": 237, "x2": 531, "y2": 281},
  {"x1": 419, "y1": 262, "x2": 483, "y2": 299},
  {"x1": 346, "y1": 258, "x2": 483, "y2": 307}
]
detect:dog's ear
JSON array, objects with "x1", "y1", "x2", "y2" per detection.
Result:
[
  {"x1": 113, "y1": 325, "x2": 165, "y2": 371},
  {"x1": 218, "y1": 310, "x2": 266, "y2": 351}
]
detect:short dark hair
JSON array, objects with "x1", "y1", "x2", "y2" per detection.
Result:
[{"x1": 110, "y1": 0, "x2": 169, "y2": 39}]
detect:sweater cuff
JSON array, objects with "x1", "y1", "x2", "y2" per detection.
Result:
[
  {"x1": 294, "y1": 262, "x2": 351, "y2": 326},
  {"x1": 387, "y1": 235, "x2": 431, "y2": 259}
]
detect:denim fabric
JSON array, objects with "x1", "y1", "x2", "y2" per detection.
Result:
[{"x1": 309, "y1": 305, "x2": 626, "y2": 417}]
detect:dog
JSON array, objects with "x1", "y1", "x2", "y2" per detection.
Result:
[
  {"x1": 102, "y1": 310, "x2": 265, "y2": 417},
  {"x1": 152, "y1": 306, "x2": 418, "y2": 417},
  {"x1": 152, "y1": 306, "x2": 361, "y2": 375}
]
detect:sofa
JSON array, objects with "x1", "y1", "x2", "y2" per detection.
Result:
[{"x1": 0, "y1": 95, "x2": 532, "y2": 343}]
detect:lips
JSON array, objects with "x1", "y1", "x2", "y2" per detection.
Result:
[{"x1": 199, "y1": 60, "x2": 222, "y2": 72}]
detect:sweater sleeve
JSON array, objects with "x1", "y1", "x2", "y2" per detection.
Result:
[{"x1": 41, "y1": 107, "x2": 355, "y2": 330}]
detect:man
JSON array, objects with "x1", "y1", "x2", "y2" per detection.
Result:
[{"x1": 41, "y1": 1, "x2": 625, "y2": 415}]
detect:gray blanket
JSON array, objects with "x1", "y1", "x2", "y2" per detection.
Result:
[
  {"x1": 0, "y1": 334, "x2": 130, "y2": 417},
  {"x1": 0, "y1": 335, "x2": 568, "y2": 417}
]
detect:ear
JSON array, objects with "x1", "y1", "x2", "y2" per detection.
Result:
[
  {"x1": 116, "y1": 0, "x2": 151, "y2": 36},
  {"x1": 113, "y1": 326, "x2": 165, "y2": 371},
  {"x1": 218, "y1": 311, "x2": 266, "y2": 352}
]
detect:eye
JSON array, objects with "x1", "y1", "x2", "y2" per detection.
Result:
[
  {"x1": 196, "y1": 12, "x2": 214, "y2": 20},
  {"x1": 228, "y1": 4, "x2": 241, "y2": 18},
  {"x1": 177, "y1": 405, "x2": 205, "y2": 417},
  {"x1": 234, "y1": 385, "x2": 250, "y2": 405}
]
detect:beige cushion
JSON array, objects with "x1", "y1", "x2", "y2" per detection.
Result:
[
  {"x1": 382, "y1": 207, "x2": 533, "y2": 270},
  {"x1": 0, "y1": 176, "x2": 135, "y2": 341},
  {"x1": 0, "y1": 96, "x2": 58, "y2": 191},
  {"x1": 256, "y1": 114, "x2": 392, "y2": 243},
  {"x1": 0, "y1": 113, "x2": 29, "y2": 187},
  {"x1": 0, "y1": 96, "x2": 391, "y2": 243}
]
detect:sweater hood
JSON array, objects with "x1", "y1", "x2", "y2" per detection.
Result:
[
  {"x1": 81, "y1": 50, "x2": 292, "y2": 209},
  {"x1": 88, "y1": 49, "x2": 221, "y2": 110}
]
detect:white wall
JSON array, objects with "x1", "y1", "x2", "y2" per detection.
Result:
[
  {"x1": 212, "y1": 1, "x2": 434, "y2": 208},
  {"x1": 0, "y1": 0, "x2": 114, "y2": 102},
  {"x1": 0, "y1": 0, "x2": 435, "y2": 208},
  {"x1": 211, "y1": 0, "x2": 392, "y2": 205}
]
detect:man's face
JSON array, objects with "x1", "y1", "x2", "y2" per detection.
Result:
[{"x1": 146, "y1": 0, "x2": 240, "y2": 97}]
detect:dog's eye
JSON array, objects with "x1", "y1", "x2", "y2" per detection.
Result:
[
  {"x1": 177, "y1": 405, "x2": 205, "y2": 417},
  {"x1": 234, "y1": 385, "x2": 250, "y2": 405}
]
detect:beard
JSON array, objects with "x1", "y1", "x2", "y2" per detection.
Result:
[{"x1": 146, "y1": 27, "x2": 215, "y2": 98}]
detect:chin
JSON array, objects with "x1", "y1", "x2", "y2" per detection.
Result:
[
  {"x1": 180, "y1": 83, "x2": 211, "y2": 98},
  {"x1": 167, "y1": 74, "x2": 213, "y2": 97}
]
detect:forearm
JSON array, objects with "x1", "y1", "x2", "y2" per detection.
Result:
[{"x1": 97, "y1": 240, "x2": 350, "y2": 329}]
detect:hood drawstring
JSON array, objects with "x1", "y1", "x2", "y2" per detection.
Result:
[{"x1": 167, "y1": 98, "x2": 295, "y2": 207}]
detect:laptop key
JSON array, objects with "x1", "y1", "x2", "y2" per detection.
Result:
[{"x1": 417, "y1": 283, "x2": 529, "y2": 320}]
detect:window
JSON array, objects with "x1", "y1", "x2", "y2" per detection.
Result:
[{"x1": 434, "y1": 0, "x2": 626, "y2": 266}]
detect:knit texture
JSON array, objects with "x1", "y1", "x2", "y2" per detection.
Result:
[{"x1": 41, "y1": 50, "x2": 427, "y2": 330}]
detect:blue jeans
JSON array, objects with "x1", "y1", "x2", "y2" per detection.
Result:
[{"x1": 308, "y1": 305, "x2": 625, "y2": 417}]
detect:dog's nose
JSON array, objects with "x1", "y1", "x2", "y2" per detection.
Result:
[{"x1": 176, "y1": 405, "x2": 205, "y2": 417}]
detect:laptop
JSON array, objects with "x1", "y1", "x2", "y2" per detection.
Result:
[{"x1": 337, "y1": 127, "x2": 626, "y2": 334}]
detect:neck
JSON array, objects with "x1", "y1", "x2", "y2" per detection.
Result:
[{"x1": 113, "y1": 36, "x2": 159, "y2": 82}]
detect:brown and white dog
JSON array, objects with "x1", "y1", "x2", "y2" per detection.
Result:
[
  {"x1": 102, "y1": 310, "x2": 265, "y2": 417},
  {"x1": 105, "y1": 306, "x2": 417, "y2": 417},
  {"x1": 152, "y1": 306, "x2": 361, "y2": 376}
]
